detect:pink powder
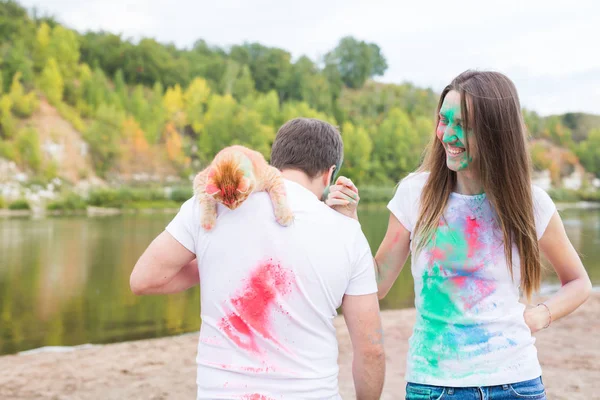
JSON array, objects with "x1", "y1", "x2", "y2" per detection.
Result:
[
  {"x1": 241, "y1": 394, "x2": 275, "y2": 400},
  {"x1": 465, "y1": 217, "x2": 481, "y2": 258},
  {"x1": 219, "y1": 259, "x2": 294, "y2": 354}
]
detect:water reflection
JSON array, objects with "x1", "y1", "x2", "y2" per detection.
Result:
[{"x1": 0, "y1": 207, "x2": 597, "y2": 355}]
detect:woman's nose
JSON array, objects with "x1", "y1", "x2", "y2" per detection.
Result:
[{"x1": 442, "y1": 126, "x2": 458, "y2": 143}]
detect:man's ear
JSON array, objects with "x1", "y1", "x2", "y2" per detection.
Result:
[{"x1": 325, "y1": 165, "x2": 336, "y2": 186}]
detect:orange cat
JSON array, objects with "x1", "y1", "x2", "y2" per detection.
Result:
[{"x1": 193, "y1": 145, "x2": 294, "y2": 231}]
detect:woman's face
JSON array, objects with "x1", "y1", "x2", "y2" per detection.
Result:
[{"x1": 436, "y1": 90, "x2": 475, "y2": 172}]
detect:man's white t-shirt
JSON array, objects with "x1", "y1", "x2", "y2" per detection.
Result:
[
  {"x1": 166, "y1": 179, "x2": 377, "y2": 400},
  {"x1": 387, "y1": 172, "x2": 556, "y2": 387}
]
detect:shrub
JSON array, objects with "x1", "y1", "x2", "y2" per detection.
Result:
[
  {"x1": 8, "y1": 199, "x2": 30, "y2": 210},
  {"x1": 170, "y1": 187, "x2": 193, "y2": 202},
  {"x1": 47, "y1": 193, "x2": 87, "y2": 211},
  {"x1": 0, "y1": 141, "x2": 17, "y2": 161},
  {"x1": 88, "y1": 187, "x2": 167, "y2": 208},
  {"x1": 88, "y1": 188, "x2": 121, "y2": 208}
]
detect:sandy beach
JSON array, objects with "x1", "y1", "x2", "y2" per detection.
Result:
[{"x1": 0, "y1": 293, "x2": 598, "y2": 400}]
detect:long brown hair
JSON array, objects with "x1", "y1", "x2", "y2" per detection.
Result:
[{"x1": 414, "y1": 70, "x2": 541, "y2": 299}]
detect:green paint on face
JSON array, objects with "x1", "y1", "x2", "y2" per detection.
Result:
[{"x1": 439, "y1": 92, "x2": 473, "y2": 171}]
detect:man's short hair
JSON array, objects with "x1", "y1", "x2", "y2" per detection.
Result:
[{"x1": 270, "y1": 118, "x2": 343, "y2": 178}]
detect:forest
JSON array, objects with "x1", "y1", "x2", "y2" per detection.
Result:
[{"x1": 1, "y1": 0, "x2": 599, "y2": 206}]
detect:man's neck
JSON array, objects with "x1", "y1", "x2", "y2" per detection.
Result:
[{"x1": 280, "y1": 169, "x2": 322, "y2": 199}]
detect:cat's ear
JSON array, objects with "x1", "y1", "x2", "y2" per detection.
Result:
[
  {"x1": 205, "y1": 182, "x2": 220, "y2": 196},
  {"x1": 205, "y1": 168, "x2": 220, "y2": 196},
  {"x1": 207, "y1": 167, "x2": 216, "y2": 180},
  {"x1": 237, "y1": 176, "x2": 251, "y2": 194}
]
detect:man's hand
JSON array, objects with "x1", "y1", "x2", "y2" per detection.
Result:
[{"x1": 325, "y1": 176, "x2": 359, "y2": 220}]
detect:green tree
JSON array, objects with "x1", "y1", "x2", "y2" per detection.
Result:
[
  {"x1": 33, "y1": 22, "x2": 51, "y2": 72},
  {"x1": 232, "y1": 65, "x2": 255, "y2": 100},
  {"x1": 1, "y1": 39, "x2": 35, "y2": 91},
  {"x1": 530, "y1": 142, "x2": 552, "y2": 172},
  {"x1": 341, "y1": 122, "x2": 372, "y2": 183},
  {"x1": 38, "y1": 58, "x2": 64, "y2": 105},
  {"x1": 85, "y1": 104, "x2": 125, "y2": 176},
  {"x1": 48, "y1": 25, "x2": 80, "y2": 80},
  {"x1": 74, "y1": 63, "x2": 93, "y2": 116},
  {"x1": 247, "y1": 90, "x2": 279, "y2": 127},
  {"x1": 278, "y1": 101, "x2": 336, "y2": 128},
  {"x1": 163, "y1": 84, "x2": 186, "y2": 128},
  {"x1": 113, "y1": 69, "x2": 128, "y2": 110},
  {"x1": 9, "y1": 72, "x2": 38, "y2": 117},
  {"x1": 199, "y1": 94, "x2": 237, "y2": 161},
  {"x1": 184, "y1": 77, "x2": 211, "y2": 133},
  {"x1": 231, "y1": 43, "x2": 293, "y2": 98},
  {"x1": 0, "y1": 94, "x2": 15, "y2": 139},
  {"x1": 15, "y1": 126, "x2": 42, "y2": 172},
  {"x1": 576, "y1": 129, "x2": 600, "y2": 178},
  {"x1": 232, "y1": 108, "x2": 275, "y2": 157},
  {"x1": 82, "y1": 67, "x2": 111, "y2": 112},
  {"x1": 220, "y1": 60, "x2": 241, "y2": 95},
  {"x1": 144, "y1": 82, "x2": 167, "y2": 144},
  {"x1": 372, "y1": 108, "x2": 421, "y2": 182},
  {"x1": 325, "y1": 36, "x2": 388, "y2": 89}
]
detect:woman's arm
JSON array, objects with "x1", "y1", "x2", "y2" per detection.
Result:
[
  {"x1": 326, "y1": 176, "x2": 412, "y2": 299},
  {"x1": 525, "y1": 211, "x2": 592, "y2": 333},
  {"x1": 374, "y1": 214, "x2": 411, "y2": 299}
]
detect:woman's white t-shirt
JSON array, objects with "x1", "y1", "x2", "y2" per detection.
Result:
[{"x1": 387, "y1": 172, "x2": 556, "y2": 387}]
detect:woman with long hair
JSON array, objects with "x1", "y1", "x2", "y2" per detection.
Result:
[{"x1": 328, "y1": 70, "x2": 591, "y2": 399}]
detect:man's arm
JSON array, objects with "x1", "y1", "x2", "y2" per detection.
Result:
[
  {"x1": 341, "y1": 293, "x2": 385, "y2": 400},
  {"x1": 130, "y1": 231, "x2": 197, "y2": 295}
]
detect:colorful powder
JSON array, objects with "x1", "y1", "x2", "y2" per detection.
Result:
[
  {"x1": 219, "y1": 259, "x2": 294, "y2": 354},
  {"x1": 438, "y1": 101, "x2": 473, "y2": 170},
  {"x1": 410, "y1": 201, "x2": 515, "y2": 379},
  {"x1": 241, "y1": 394, "x2": 275, "y2": 400}
]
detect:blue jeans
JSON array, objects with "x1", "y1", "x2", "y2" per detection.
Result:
[{"x1": 405, "y1": 377, "x2": 546, "y2": 400}]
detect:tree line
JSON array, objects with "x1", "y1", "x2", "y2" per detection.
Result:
[{"x1": 0, "y1": 0, "x2": 598, "y2": 187}]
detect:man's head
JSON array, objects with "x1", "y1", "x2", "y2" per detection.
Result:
[{"x1": 271, "y1": 118, "x2": 343, "y2": 199}]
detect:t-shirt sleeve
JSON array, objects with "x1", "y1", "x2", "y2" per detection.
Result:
[
  {"x1": 386, "y1": 173, "x2": 422, "y2": 232},
  {"x1": 165, "y1": 196, "x2": 201, "y2": 254},
  {"x1": 345, "y1": 228, "x2": 377, "y2": 296},
  {"x1": 532, "y1": 185, "x2": 556, "y2": 240}
]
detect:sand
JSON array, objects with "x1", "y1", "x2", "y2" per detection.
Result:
[{"x1": 0, "y1": 294, "x2": 598, "y2": 400}]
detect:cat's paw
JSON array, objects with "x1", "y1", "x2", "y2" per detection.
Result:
[
  {"x1": 275, "y1": 208, "x2": 294, "y2": 227},
  {"x1": 201, "y1": 214, "x2": 217, "y2": 231}
]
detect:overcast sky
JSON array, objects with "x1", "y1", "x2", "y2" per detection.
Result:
[{"x1": 21, "y1": 0, "x2": 600, "y2": 116}]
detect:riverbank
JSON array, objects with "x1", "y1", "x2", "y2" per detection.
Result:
[
  {"x1": 1, "y1": 199, "x2": 599, "y2": 219},
  {"x1": 0, "y1": 293, "x2": 597, "y2": 400}
]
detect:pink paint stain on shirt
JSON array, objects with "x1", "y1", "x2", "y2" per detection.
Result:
[
  {"x1": 465, "y1": 217, "x2": 481, "y2": 258},
  {"x1": 219, "y1": 259, "x2": 295, "y2": 354},
  {"x1": 462, "y1": 278, "x2": 496, "y2": 310},
  {"x1": 241, "y1": 394, "x2": 275, "y2": 400}
]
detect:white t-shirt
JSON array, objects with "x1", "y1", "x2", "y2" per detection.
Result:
[
  {"x1": 166, "y1": 179, "x2": 377, "y2": 400},
  {"x1": 387, "y1": 172, "x2": 556, "y2": 387}
]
